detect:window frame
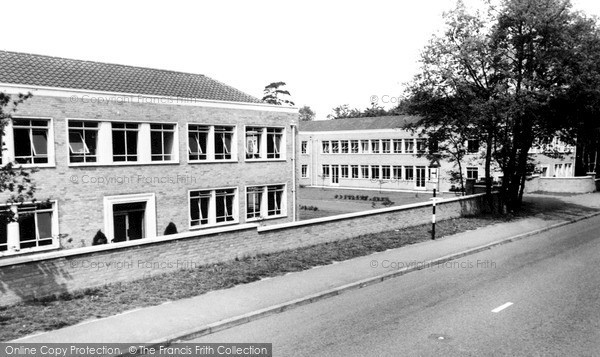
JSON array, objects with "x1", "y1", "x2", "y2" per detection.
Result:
[
  {"x1": 245, "y1": 184, "x2": 287, "y2": 222},
  {"x1": 6, "y1": 116, "x2": 56, "y2": 168},
  {"x1": 188, "y1": 187, "x2": 239, "y2": 229},
  {"x1": 301, "y1": 164, "x2": 309, "y2": 178},
  {"x1": 187, "y1": 123, "x2": 238, "y2": 163},
  {"x1": 66, "y1": 118, "x2": 179, "y2": 166}
]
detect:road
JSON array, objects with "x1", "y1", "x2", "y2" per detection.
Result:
[{"x1": 191, "y1": 214, "x2": 600, "y2": 356}]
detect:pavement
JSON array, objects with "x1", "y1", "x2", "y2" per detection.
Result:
[{"x1": 12, "y1": 192, "x2": 600, "y2": 346}]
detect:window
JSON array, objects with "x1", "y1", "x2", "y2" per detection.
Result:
[
  {"x1": 382, "y1": 165, "x2": 391, "y2": 179},
  {"x1": 341, "y1": 140, "x2": 349, "y2": 154},
  {"x1": 301, "y1": 141, "x2": 308, "y2": 154},
  {"x1": 215, "y1": 126, "x2": 234, "y2": 160},
  {"x1": 361, "y1": 165, "x2": 369, "y2": 179},
  {"x1": 371, "y1": 140, "x2": 380, "y2": 154},
  {"x1": 267, "y1": 185, "x2": 285, "y2": 217},
  {"x1": 13, "y1": 119, "x2": 50, "y2": 164},
  {"x1": 428, "y1": 139, "x2": 438, "y2": 153},
  {"x1": 331, "y1": 141, "x2": 339, "y2": 154},
  {"x1": 467, "y1": 139, "x2": 480, "y2": 153},
  {"x1": 112, "y1": 123, "x2": 139, "y2": 162},
  {"x1": 371, "y1": 165, "x2": 380, "y2": 179},
  {"x1": 405, "y1": 166, "x2": 414, "y2": 180},
  {"x1": 189, "y1": 125, "x2": 236, "y2": 161},
  {"x1": 405, "y1": 139, "x2": 414, "y2": 154},
  {"x1": 322, "y1": 165, "x2": 330, "y2": 178},
  {"x1": 245, "y1": 127, "x2": 262, "y2": 159},
  {"x1": 68, "y1": 121, "x2": 98, "y2": 163},
  {"x1": 189, "y1": 125, "x2": 210, "y2": 161},
  {"x1": 416, "y1": 139, "x2": 427, "y2": 154},
  {"x1": 540, "y1": 166, "x2": 549, "y2": 177},
  {"x1": 564, "y1": 163, "x2": 573, "y2": 176},
  {"x1": 190, "y1": 188, "x2": 237, "y2": 228},
  {"x1": 393, "y1": 139, "x2": 402, "y2": 153},
  {"x1": 382, "y1": 140, "x2": 391, "y2": 154},
  {"x1": 150, "y1": 124, "x2": 175, "y2": 161},
  {"x1": 266, "y1": 128, "x2": 283, "y2": 159},
  {"x1": 246, "y1": 185, "x2": 286, "y2": 220},
  {"x1": 351, "y1": 165, "x2": 359, "y2": 178},
  {"x1": 322, "y1": 141, "x2": 330, "y2": 154},
  {"x1": 393, "y1": 165, "x2": 402, "y2": 179},
  {"x1": 0, "y1": 202, "x2": 58, "y2": 255},
  {"x1": 351, "y1": 140, "x2": 359, "y2": 153},
  {"x1": 246, "y1": 187, "x2": 263, "y2": 219},
  {"x1": 341, "y1": 165, "x2": 349, "y2": 178},
  {"x1": 554, "y1": 164, "x2": 563, "y2": 177},
  {"x1": 467, "y1": 167, "x2": 478, "y2": 180},
  {"x1": 301, "y1": 165, "x2": 308, "y2": 178},
  {"x1": 360, "y1": 140, "x2": 369, "y2": 153}
]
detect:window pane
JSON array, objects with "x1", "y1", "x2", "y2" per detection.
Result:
[
  {"x1": 14, "y1": 128, "x2": 32, "y2": 160},
  {"x1": 18, "y1": 214, "x2": 37, "y2": 248},
  {"x1": 151, "y1": 131, "x2": 162, "y2": 156},
  {"x1": 32, "y1": 129, "x2": 48, "y2": 155}
]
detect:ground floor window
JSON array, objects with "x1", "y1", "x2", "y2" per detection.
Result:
[
  {"x1": 467, "y1": 167, "x2": 479, "y2": 180},
  {"x1": 301, "y1": 165, "x2": 308, "y2": 178},
  {"x1": 246, "y1": 185, "x2": 286, "y2": 220},
  {"x1": 0, "y1": 202, "x2": 58, "y2": 255},
  {"x1": 189, "y1": 188, "x2": 238, "y2": 228}
]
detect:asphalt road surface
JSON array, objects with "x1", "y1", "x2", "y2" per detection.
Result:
[{"x1": 192, "y1": 214, "x2": 600, "y2": 356}]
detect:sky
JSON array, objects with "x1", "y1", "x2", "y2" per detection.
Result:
[{"x1": 2, "y1": 0, "x2": 600, "y2": 120}]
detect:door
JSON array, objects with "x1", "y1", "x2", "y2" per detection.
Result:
[
  {"x1": 331, "y1": 165, "x2": 340, "y2": 184},
  {"x1": 112, "y1": 202, "x2": 146, "y2": 242},
  {"x1": 416, "y1": 166, "x2": 426, "y2": 188}
]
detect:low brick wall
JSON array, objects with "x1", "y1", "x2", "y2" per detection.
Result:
[
  {"x1": 0, "y1": 193, "x2": 494, "y2": 306},
  {"x1": 524, "y1": 175, "x2": 597, "y2": 193}
]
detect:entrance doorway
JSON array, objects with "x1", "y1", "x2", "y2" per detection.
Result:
[
  {"x1": 113, "y1": 202, "x2": 146, "y2": 242},
  {"x1": 331, "y1": 165, "x2": 340, "y2": 184},
  {"x1": 416, "y1": 166, "x2": 426, "y2": 188}
]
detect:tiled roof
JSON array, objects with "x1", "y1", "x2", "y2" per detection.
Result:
[
  {"x1": 299, "y1": 115, "x2": 421, "y2": 132},
  {"x1": 0, "y1": 50, "x2": 262, "y2": 104}
]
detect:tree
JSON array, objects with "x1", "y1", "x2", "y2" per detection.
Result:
[
  {"x1": 0, "y1": 92, "x2": 38, "y2": 219},
  {"x1": 406, "y1": 0, "x2": 600, "y2": 211},
  {"x1": 262, "y1": 82, "x2": 295, "y2": 106},
  {"x1": 326, "y1": 102, "x2": 403, "y2": 119},
  {"x1": 299, "y1": 105, "x2": 316, "y2": 121}
]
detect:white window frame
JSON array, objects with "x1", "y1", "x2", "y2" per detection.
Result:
[
  {"x1": 301, "y1": 164, "x2": 309, "y2": 178},
  {"x1": 188, "y1": 187, "x2": 239, "y2": 229},
  {"x1": 322, "y1": 141, "x2": 330, "y2": 154},
  {"x1": 66, "y1": 118, "x2": 179, "y2": 166},
  {"x1": 341, "y1": 165, "x2": 349, "y2": 178},
  {"x1": 4, "y1": 116, "x2": 56, "y2": 168},
  {"x1": 351, "y1": 165, "x2": 359, "y2": 178},
  {"x1": 244, "y1": 126, "x2": 285, "y2": 161},
  {"x1": 360, "y1": 165, "x2": 369, "y2": 179},
  {"x1": 467, "y1": 167, "x2": 479, "y2": 180},
  {"x1": 150, "y1": 123, "x2": 177, "y2": 162},
  {"x1": 382, "y1": 139, "x2": 391, "y2": 154},
  {"x1": 350, "y1": 140, "x2": 359, "y2": 153},
  {"x1": 188, "y1": 123, "x2": 237, "y2": 163},
  {"x1": 360, "y1": 140, "x2": 369, "y2": 153},
  {"x1": 0, "y1": 200, "x2": 60, "y2": 256},
  {"x1": 103, "y1": 193, "x2": 157, "y2": 243},
  {"x1": 245, "y1": 184, "x2": 287, "y2": 221},
  {"x1": 301, "y1": 141, "x2": 308, "y2": 154}
]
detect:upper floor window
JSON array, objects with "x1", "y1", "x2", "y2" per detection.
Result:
[
  {"x1": 405, "y1": 139, "x2": 415, "y2": 154},
  {"x1": 68, "y1": 120, "x2": 178, "y2": 165},
  {"x1": 245, "y1": 127, "x2": 284, "y2": 160},
  {"x1": 150, "y1": 124, "x2": 175, "y2": 161},
  {"x1": 382, "y1": 140, "x2": 391, "y2": 154},
  {"x1": 467, "y1": 167, "x2": 479, "y2": 180},
  {"x1": 322, "y1": 141, "x2": 330, "y2": 154},
  {"x1": 350, "y1": 140, "x2": 359, "y2": 153},
  {"x1": 301, "y1": 141, "x2": 308, "y2": 154},
  {"x1": 112, "y1": 123, "x2": 139, "y2": 162},
  {"x1": 393, "y1": 139, "x2": 402, "y2": 153},
  {"x1": 69, "y1": 121, "x2": 98, "y2": 163},
  {"x1": 188, "y1": 125, "x2": 236, "y2": 162},
  {"x1": 341, "y1": 141, "x2": 349, "y2": 154},
  {"x1": 467, "y1": 139, "x2": 480, "y2": 153},
  {"x1": 266, "y1": 128, "x2": 283, "y2": 159},
  {"x1": 360, "y1": 140, "x2": 369, "y2": 153},
  {"x1": 331, "y1": 141, "x2": 339, "y2": 154},
  {"x1": 371, "y1": 140, "x2": 380, "y2": 154},
  {"x1": 416, "y1": 139, "x2": 427, "y2": 154},
  {"x1": 13, "y1": 119, "x2": 50, "y2": 165}
]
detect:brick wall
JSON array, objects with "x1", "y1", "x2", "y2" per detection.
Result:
[
  {"x1": 0, "y1": 193, "x2": 492, "y2": 306},
  {"x1": 0, "y1": 93, "x2": 298, "y2": 250}
]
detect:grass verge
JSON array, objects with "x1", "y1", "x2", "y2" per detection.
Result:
[{"x1": 0, "y1": 197, "x2": 596, "y2": 341}]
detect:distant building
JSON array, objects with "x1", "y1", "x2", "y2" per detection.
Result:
[
  {"x1": 0, "y1": 50, "x2": 298, "y2": 256},
  {"x1": 298, "y1": 116, "x2": 575, "y2": 192}
]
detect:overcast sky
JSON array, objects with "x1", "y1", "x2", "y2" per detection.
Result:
[{"x1": 2, "y1": 0, "x2": 600, "y2": 119}]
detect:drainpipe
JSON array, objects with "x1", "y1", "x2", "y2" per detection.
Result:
[{"x1": 291, "y1": 124, "x2": 297, "y2": 222}]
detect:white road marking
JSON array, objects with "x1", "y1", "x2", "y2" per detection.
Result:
[{"x1": 492, "y1": 302, "x2": 513, "y2": 313}]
